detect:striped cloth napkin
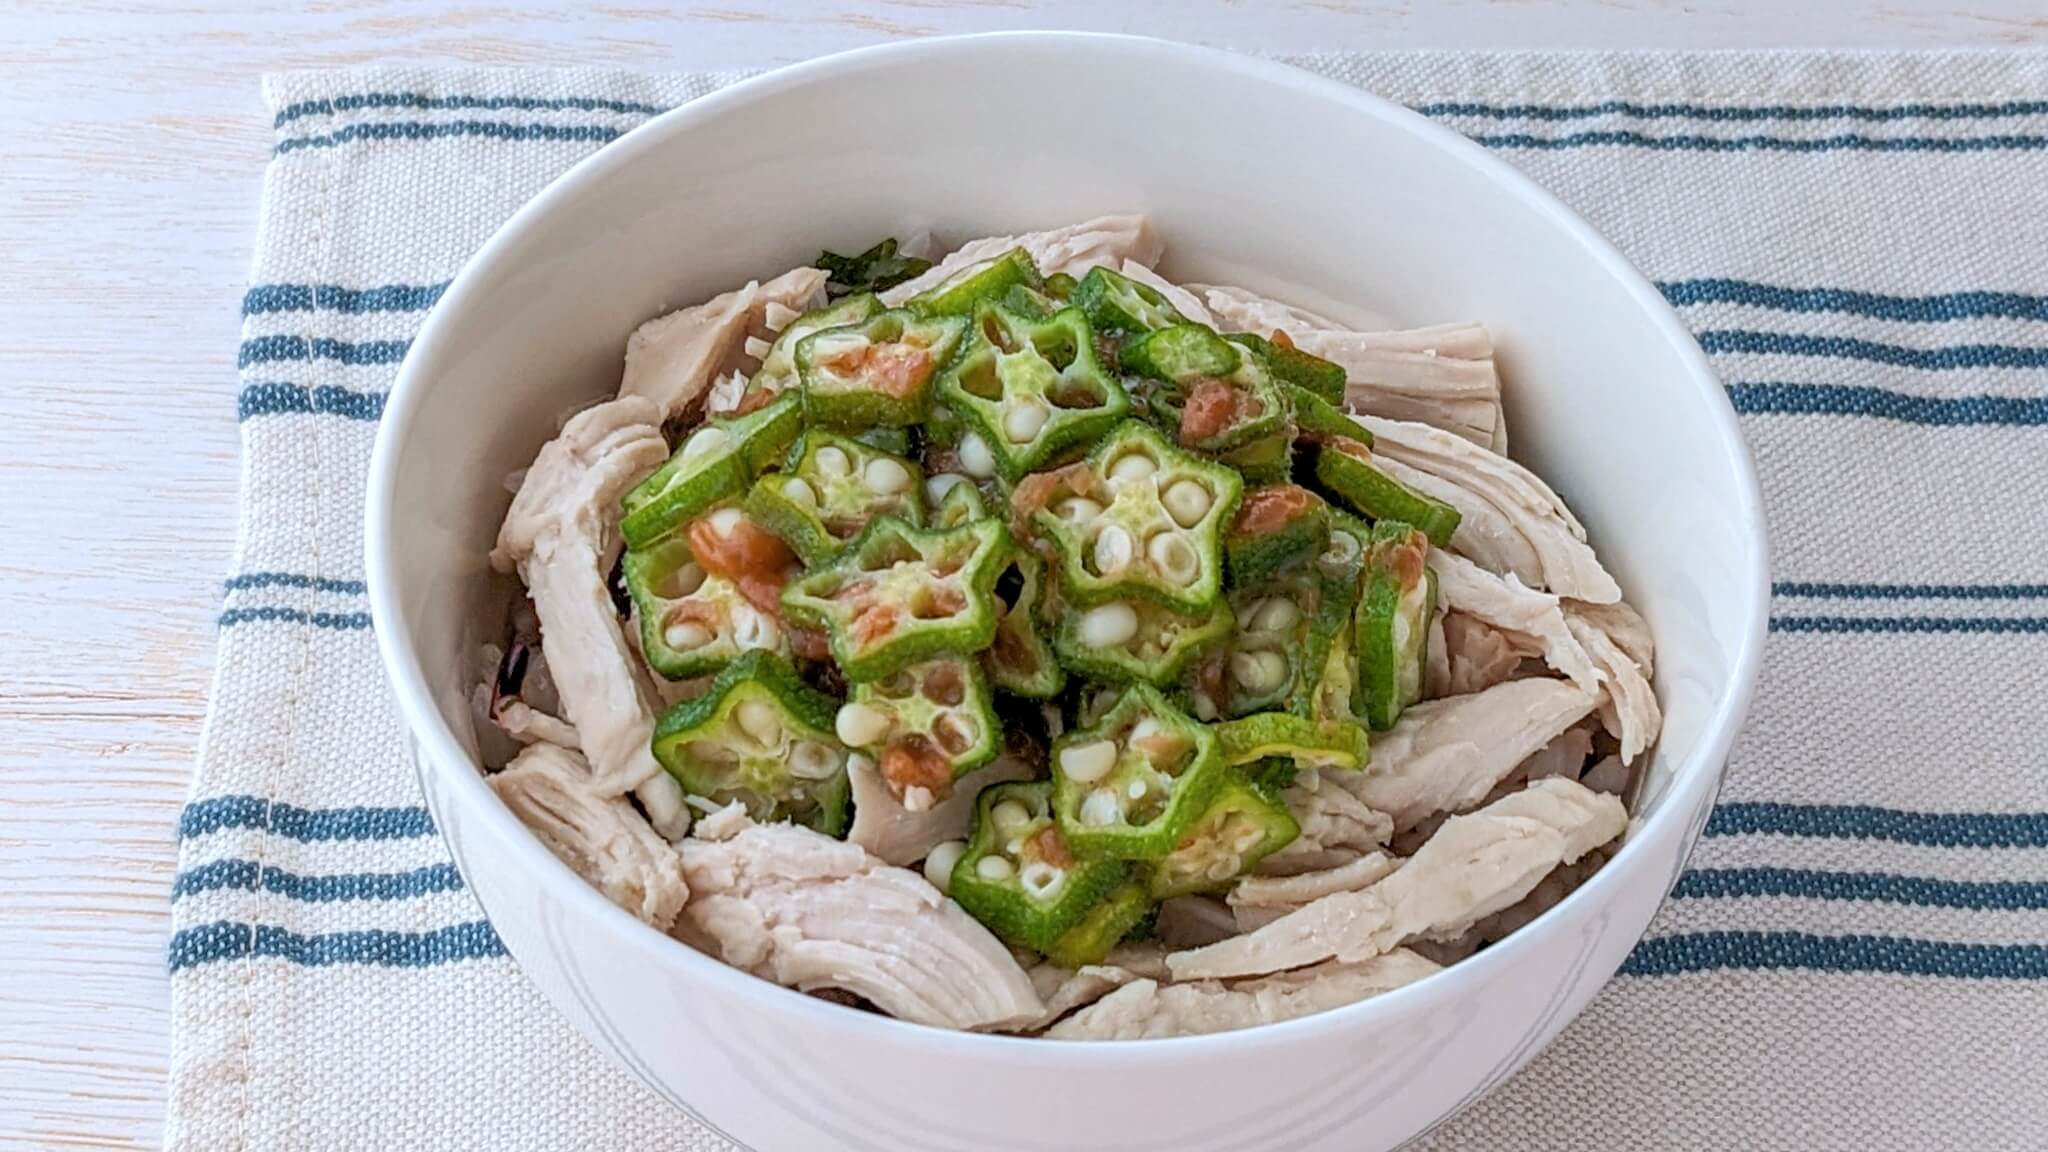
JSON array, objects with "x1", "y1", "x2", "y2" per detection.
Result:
[{"x1": 171, "y1": 51, "x2": 2048, "y2": 1151}]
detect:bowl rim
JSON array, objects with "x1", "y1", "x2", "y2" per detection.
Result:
[{"x1": 367, "y1": 30, "x2": 1770, "y2": 1062}]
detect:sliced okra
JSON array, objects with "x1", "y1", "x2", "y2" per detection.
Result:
[
  {"x1": 1147, "y1": 769, "x2": 1301, "y2": 899},
  {"x1": 1224, "y1": 484, "x2": 1331, "y2": 587},
  {"x1": 834, "y1": 657, "x2": 999, "y2": 803},
  {"x1": 1071, "y1": 265, "x2": 1187, "y2": 334},
  {"x1": 1217, "y1": 427, "x2": 1296, "y2": 486},
  {"x1": 816, "y1": 237, "x2": 931, "y2": 298},
  {"x1": 780, "y1": 515, "x2": 1009, "y2": 682},
  {"x1": 986, "y1": 547, "x2": 1064, "y2": 699},
  {"x1": 797, "y1": 308, "x2": 968, "y2": 428},
  {"x1": 949, "y1": 781, "x2": 1130, "y2": 954},
  {"x1": 621, "y1": 392, "x2": 802, "y2": 548},
  {"x1": 1043, "y1": 271, "x2": 1078, "y2": 301},
  {"x1": 1053, "y1": 594, "x2": 1235, "y2": 688},
  {"x1": 1214, "y1": 712, "x2": 1371, "y2": 774},
  {"x1": 623, "y1": 529, "x2": 789, "y2": 680},
  {"x1": 904, "y1": 247, "x2": 1043, "y2": 318},
  {"x1": 1312, "y1": 437, "x2": 1462, "y2": 548},
  {"x1": 651, "y1": 650, "x2": 851, "y2": 835},
  {"x1": 1228, "y1": 331, "x2": 1347, "y2": 404},
  {"x1": 1284, "y1": 382, "x2": 1372, "y2": 447},
  {"x1": 937, "y1": 304, "x2": 1131, "y2": 482},
  {"x1": 1025, "y1": 421, "x2": 1242, "y2": 614},
  {"x1": 1241, "y1": 756, "x2": 1299, "y2": 797},
  {"x1": 924, "y1": 472, "x2": 990, "y2": 530},
  {"x1": 850, "y1": 426, "x2": 914, "y2": 456},
  {"x1": 1356, "y1": 520, "x2": 1437, "y2": 730},
  {"x1": 736, "y1": 292, "x2": 882, "y2": 411},
  {"x1": 1043, "y1": 879, "x2": 1154, "y2": 968},
  {"x1": 1123, "y1": 324, "x2": 1293, "y2": 459},
  {"x1": 1189, "y1": 564, "x2": 1353, "y2": 720},
  {"x1": 744, "y1": 431, "x2": 924, "y2": 567},
  {"x1": 1000, "y1": 281, "x2": 1063, "y2": 321},
  {"x1": 1050, "y1": 683, "x2": 1225, "y2": 861}
]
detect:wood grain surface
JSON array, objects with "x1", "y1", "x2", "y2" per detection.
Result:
[{"x1": 0, "y1": 2, "x2": 2037, "y2": 1147}]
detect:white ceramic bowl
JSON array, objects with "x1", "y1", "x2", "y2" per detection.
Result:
[{"x1": 368, "y1": 32, "x2": 1768, "y2": 1152}]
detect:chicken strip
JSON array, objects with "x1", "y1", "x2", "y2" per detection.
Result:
[
  {"x1": 489, "y1": 742, "x2": 689, "y2": 929},
  {"x1": 678, "y1": 819, "x2": 1043, "y2": 1031},
  {"x1": 622, "y1": 266, "x2": 828, "y2": 422},
  {"x1": 1153, "y1": 896, "x2": 1242, "y2": 950},
  {"x1": 1567, "y1": 598, "x2": 1656, "y2": 676},
  {"x1": 1408, "y1": 846, "x2": 1612, "y2": 966},
  {"x1": 1229, "y1": 851, "x2": 1401, "y2": 932},
  {"x1": 1021, "y1": 943, "x2": 1172, "y2": 1031},
  {"x1": 492, "y1": 398, "x2": 673, "y2": 809},
  {"x1": 1047, "y1": 951, "x2": 1441, "y2": 1041},
  {"x1": 1567, "y1": 607, "x2": 1663, "y2": 764},
  {"x1": 1359, "y1": 415, "x2": 1621, "y2": 604},
  {"x1": 1431, "y1": 612, "x2": 1527, "y2": 698},
  {"x1": 1168, "y1": 778, "x2": 1625, "y2": 981},
  {"x1": 1350, "y1": 678, "x2": 1598, "y2": 832},
  {"x1": 879, "y1": 215, "x2": 1164, "y2": 305},
  {"x1": 1430, "y1": 550, "x2": 1601, "y2": 693},
  {"x1": 1186, "y1": 283, "x2": 1348, "y2": 334},
  {"x1": 845, "y1": 752, "x2": 1036, "y2": 867},
  {"x1": 1255, "y1": 767, "x2": 1394, "y2": 876}
]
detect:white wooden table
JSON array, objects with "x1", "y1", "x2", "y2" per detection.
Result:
[{"x1": 0, "y1": 3, "x2": 2034, "y2": 1146}]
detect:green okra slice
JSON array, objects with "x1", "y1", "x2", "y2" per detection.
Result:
[
  {"x1": 904, "y1": 247, "x2": 1043, "y2": 318},
  {"x1": 850, "y1": 426, "x2": 914, "y2": 456},
  {"x1": 623, "y1": 529, "x2": 790, "y2": 680},
  {"x1": 1284, "y1": 382, "x2": 1372, "y2": 447},
  {"x1": 1224, "y1": 484, "x2": 1331, "y2": 587},
  {"x1": 986, "y1": 546, "x2": 1064, "y2": 699},
  {"x1": 1147, "y1": 769, "x2": 1301, "y2": 899},
  {"x1": 743, "y1": 431, "x2": 924, "y2": 567},
  {"x1": 817, "y1": 237, "x2": 931, "y2": 298},
  {"x1": 1218, "y1": 428, "x2": 1296, "y2": 486},
  {"x1": 621, "y1": 392, "x2": 802, "y2": 549},
  {"x1": 1043, "y1": 879, "x2": 1154, "y2": 968},
  {"x1": 1053, "y1": 595, "x2": 1235, "y2": 688},
  {"x1": 736, "y1": 292, "x2": 882, "y2": 411},
  {"x1": 1043, "y1": 272, "x2": 1078, "y2": 301},
  {"x1": 1214, "y1": 712, "x2": 1371, "y2": 774},
  {"x1": 1312, "y1": 437, "x2": 1462, "y2": 548},
  {"x1": 651, "y1": 650, "x2": 852, "y2": 835},
  {"x1": 950, "y1": 781, "x2": 1130, "y2": 955},
  {"x1": 1050, "y1": 683, "x2": 1226, "y2": 861},
  {"x1": 1071, "y1": 265, "x2": 1187, "y2": 334},
  {"x1": 1241, "y1": 757, "x2": 1298, "y2": 797},
  {"x1": 936, "y1": 303, "x2": 1131, "y2": 482},
  {"x1": 833, "y1": 657, "x2": 999, "y2": 802},
  {"x1": 924, "y1": 473, "x2": 991, "y2": 530},
  {"x1": 1356, "y1": 520, "x2": 1437, "y2": 731},
  {"x1": 797, "y1": 308, "x2": 968, "y2": 428},
  {"x1": 1000, "y1": 281, "x2": 1062, "y2": 322},
  {"x1": 1024, "y1": 421, "x2": 1242, "y2": 614},
  {"x1": 1123, "y1": 324, "x2": 1293, "y2": 458},
  {"x1": 1228, "y1": 332, "x2": 1347, "y2": 404},
  {"x1": 1189, "y1": 563, "x2": 1354, "y2": 720},
  {"x1": 780, "y1": 515, "x2": 1009, "y2": 682}
]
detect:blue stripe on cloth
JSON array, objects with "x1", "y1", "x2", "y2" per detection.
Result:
[
  {"x1": 238, "y1": 381, "x2": 386, "y2": 423},
  {"x1": 1771, "y1": 616, "x2": 2048, "y2": 634},
  {"x1": 237, "y1": 334, "x2": 411, "y2": 369},
  {"x1": 1727, "y1": 382, "x2": 2048, "y2": 425},
  {"x1": 1700, "y1": 330, "x2": 2048, "y2": 370},
  {"x1": 242, "y1": 282, "x2": 446, "y2": 316},
  {"x1": 222, "y1": 572, "x2": 369, "y2": 595},
  {"x1": 273, "y1": 91, "x2": 667, "y2": 128},
  {"x1": 1471, "y1": 129, "x2": 2048, "y2": 154},
  {"x1": 1706, "y1": 803, "x2": 2048, "y2": 848},
  {"x1": 1774, "y1": 582, "x2": 2048, "y2": 600},
  {"x1": 218, "y1": 606, "x2": 373, "y2": 630},
  {"x1": 1621, "y1": 931, "x2": 2048, "y2": 979},
  {"x1": 275, "y1": 120, "x2": 624, "y2": 154},
  {"x1": 1661, "y1": 279, "x2": 2048, "y2": 323},
  {"x1": 1673, "y1": 867, "x2": 2048, "y2": 910},
  {"x1": 180, "y1": 796, "x2": 436, "y2": 842},
  {"x1": 168, "y1": 919, "x2": 504, "y2": 972},
  {"x1": 1418, "y1": 99, "x2": 2048, "y2": 124},
  {"x1": 172, "y1": 859, "x2": 466, "y2": 902}
]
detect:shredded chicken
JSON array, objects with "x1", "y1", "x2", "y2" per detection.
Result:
[
  {"x1": 678, "y1": 819, "x2": 1043, "y2": 1031},
  {"x1": 1430, "y1": 550, "x2": 1601, "y2": 693},
  {"x1": 1566, "y1": 607, "x2": 1662, "y2": 764},
  {"x1": 492, "y1": 699, "x2": 581, "y2": 750},
  {"x1": 1432, "y1": 612, "x2": 1528, "y2": 698},
  {"x1": 1048, "y1": 950, "x2": 1441, "y2": 1040},
  {"x1": 1256, "y1": 767, "x2": 1394, "y2": 875},
  {"x1": 492, "y1": 398, "x2": 673, "y2": 811},
  {"x1": 1581, "y1": 754, "x2": 1631, "y2": 796},
  {"x1": 880, "y1": 215, "x2": 1164, "y2": 305},
  {"x1": 1020, "y1": 944, "x2": 1172, "y2": 1031},
  {"x1": 1169, "y1": 778, "x2": 1625, "y2": 981},
  {"x1": 489, "y1": 742, "x2": 689, "y2": 929},
  {"x1": 1349, "y1": 678, "x2": 1599, "y2": 832},
  {"x1": 1229, "y1": 851, "x2": 1401, "y2": 932},
  {"x1": 1517, "y1": 722, "x2": 1596, "y2": 784},
  {"x1": 622, "y1": 266, "x2": 828, "y2": 421},
  {"x1": 1118, "y1": 259, "x2": 1215, "y2": 326},
  {"x1": 845, "y1": 752, "x2": 1036, "y2": 867},
  {"x1": 1568, "y1": 598, "x2": 1655, "y2": 676},
  {"x1": 1186, "y1": 283, "x2": 1348, "y2": 334},
  {"x1": 1409, "y1": 847, "x2": 1614, "y2": 965},
  {"x1": 1154, "y1": 896, "x2": 1241, "y2": 950}
]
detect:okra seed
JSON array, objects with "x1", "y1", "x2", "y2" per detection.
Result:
[
  {"x1": 1106, "y1": 452, "x2": 1157, "y2": 485},
  {"x1": 681, "y1": 425, "x2": 731, "y2": 463},
  {"x1": 1093, "y1": 525, "x2": 1134, "y2": 575},
  {"x1": 1255, "y1": 598, "x2": 1300, "y2": 633},
  {"x1": 733, "y1": 608, "x2": 781, "y2": 651},
  {"x1": 664, "y1": 620, "x2": 713, "y2": 650},
  {"x1": 734, "y1": 697, "x2": 783, "y2": 746},
  {"x1": 1206, "y1": 855, "x2": 1241, "y2": 883},
  {"x1": 958, "y1": 432, "x2": 996, "y2": 480},
  {"x1": 976, "y1": 855, "x2": 1015, "y2": 882},
  {"x1": 1020, "y1": 861, "x2": 1062, "y2": 896},
  {"x1": 1191, "y1": 690, "x2": 1218, "y2": 721},
  {"x1": 1077, "y1": 602, "x2": 1139, "y2": 648},
  {"x1": 925, "y1": 472, "x2": 967, "y2": 504},
  {"x1": 790, "y1": 742, "x2": 843, "y2": 780},
  {"x1": 1080, "y1": 788, "x2": 1123, "y2": 827},
  {"x1": 924, "y1": 840, "x2": 967, "y2": 893},
  {"x1": 1231, "y1": 823, "x2": 1266, "y2": 853},
  {"x1": 815, "y1": 445, "x2": 853, "y2": 478},
  {"x1": 659, "y1": 562, "x2": 707, "y2": 599},
  {"x1": 864, "y1": 457, "x2": 913, "y2": 495},
  {"x1": 1056, "y1": 497, "x2": 1103, "y2": 524},
  {"x1": 1003, "y1": 400, "x2": 1050, "y2": 444},
  {"x1": 743, "y1": 335, "x2": 773, "y2": 361},
  {"x1": 903, "y1": 786, "x2": 936, "y2": 812},
  {"x1": 780, "y1": 477, "x2": 819, "y2": 511},
  {"x1": 1230, "y1": 650, "x2": 1290, "y2": 693},
  {"x1": 1059, "y1": 739, "x2": 1118, "y2": 784},
  {"x1": 1161, "y1": 479, "x2": 1212, "y2": 528},
  {"x1": 991, "y1": 799, "x2": 1033, "y2": 835},
  {"x1": 1127, "y1": 777, "x2": 1149, "y2": 800},
  {"x1": 1147, "y1": 532, "x2": 1200, "y2": 586},
  {"x1": 835, "y1": 701, "x2": 890, "y2": 747},
  {"x1": 708, "y1": 506, "x2": 744, "y2": 536}
]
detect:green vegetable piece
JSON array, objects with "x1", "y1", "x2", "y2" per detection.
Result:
[
  {"x1": 1191, "y1": 559, "x2": 1357, "y2": 721},
  {"x1": 927, "y1": 476, "x2": 991, "y2": 530},
  {"x1": 1121, "y1": 323, "x2": 1240, "y2": 380},
  {"x1": 986, "y1": 547, "x2": 1063, "y2": 698},
  {"x1": 1224, "y1": 484, "x2": 1331, "y2": 587},
  {"x1": 905, "y1": 247, "x2": 1043, "y2": 318},
  {"x1": 1242, "y1": 757, "x2": 1298, "y2": 797},
  {"x1": 739, "y1": 293, "x2": 883, "y2": 410},
  {"x1": 950, "y1": 781, "x2": 1130, "y2": 954},
  {"x1": 744, "y1": 432, "x2": 924, "y2": 567},
  {"x1": 1284, "y1": 382, "x2": 1371, "y2": 446},
  {"x1": 1312, "y1": 439, "x2": 1462, "y2": 548},
  {"x1": 1050, "y1": 683, "x2": 1226, "y2": 861},
  {"x1": 1054, "y1": 595, "x2": 1236, "y2": 688},
  {"x1": 816, "y1": 238, "x2": 931, "y2": 298},
  {"x1": 937, "y1": 304, "x2": 1131, "y2": 482},
  {"x1": 1214, "y1": 712, "x2": 1371, "y2": 773},
  {"x1": 781, "y1": 516, "x2": 1009, "y2": 682},
  {"x1": 1125, "y1": 326, "x2": 1293, "y2": 458},
  {"x1": 1001, "y1": 281, "x2": 1062, "y2": 321},
  {"x1": 1044, "y1": 879, "x2": 1154, "y2": 968},
  {"x1": 1027, "y1": 421, "x2": 1242, "y2": 614},
  {"x1": 621, "y1": 392, "x2": 802, "y2": 548},
  {"x1": 1229, "y1": 332, "x2": 1347, "y2": 404},
  {"x1": 1356, "y1": 521, "x2": 1437, "y2": 730},
  {"x1": 841, "y1": 658, "x2": 999, "y2": 799},
  {"x1": 1043, "y1": 272, "x2": 1078, "y2": 301},
  {"x1": 1307, "y1": 511, "x2": 1374, "y2": 728},
  {"x1": 1217, "y1": 428, "x2": 1296, "y2": 486},
  {"x1": 1148, "y1": 769, "x2": 1300, "y2": 898},
  {"x1": 851, "y1": 426, "x2": 913, "y2": 456},
  {"x1": 1072, "y1": 266, "x2": 1187, "y2": 334},
  {"x1": 651, "y1": 651, "x2": 851, "y2": 835},
  {"x1": 797, "y1": 308, "x2": 968, "y2": 429},
  {"x1": 623, "y1": 529, "x2": 790, "y2": 680}
]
